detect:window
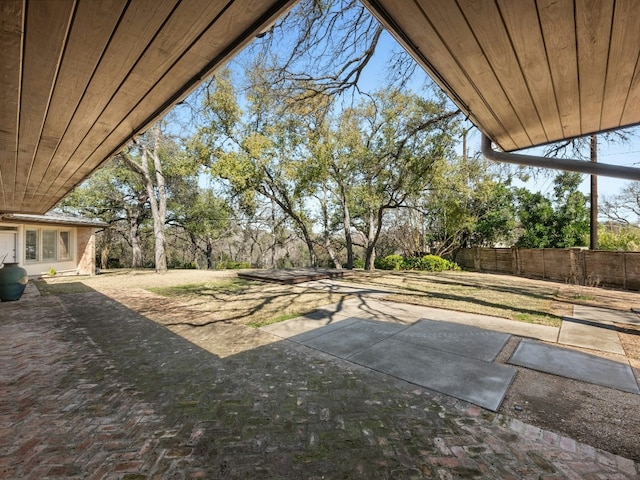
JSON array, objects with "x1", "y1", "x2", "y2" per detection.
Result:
[
  {"x1": 26, "y1": 230, "x2": 38, "y2": 261},
  {"x1": 59, "y1": 231, "x2": 70, "y2": 260},
  {"x1": 42, "y1": 230, "x2": 57, "y2": 261},
  {"x1": 24, "y1": 228, "x2": 73, "y2": 263}
]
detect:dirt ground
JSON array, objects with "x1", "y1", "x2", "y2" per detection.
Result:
[{"x1": 38, "y1": 268, "x2": 640, "y2": 462}]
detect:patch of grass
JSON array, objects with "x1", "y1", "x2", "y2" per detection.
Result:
[
  {"x1": 143, "y1": 280, "x2": 349, "y2": 328},
  {"x1": 148, "y1": 279, "x2": 255, "y2": 297},
  {"x1": 514, "y1": 312, "x2": 559, "y2": 325},
  {"x1": 570, "y1": 294, "x2": 597, "y2": 301},
  {"x1": 32, "y1": 280, "x2": 95, "y2": 295},
  {"x1": 247, "y1": 312, "x2": 305, "y2": 328},
  {"x1": 347, "y1": 271, "x2": 564, "y2": 327}
]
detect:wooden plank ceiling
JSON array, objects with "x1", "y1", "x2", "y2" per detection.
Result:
[
  {"x1": 0, "y1": 0, "x2": 296, "y2": 214},
  {"x1": 362, "y1": 0, "x2": 640, "y2": 153}
]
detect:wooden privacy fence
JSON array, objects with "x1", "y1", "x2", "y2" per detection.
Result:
[{"x1": 454, "y1": 247, "x2": 640, "y2": 291}]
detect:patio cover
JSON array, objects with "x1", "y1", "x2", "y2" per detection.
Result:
[
  {"x1": 0, "y1": 0, "x2": 297, "y2": 215},
  {"x1": 2, "y1": 0, "x2": 640, "y2": 215},
  {"x1": 362, "y1": 0, "x2": 640, "y2": 153}
]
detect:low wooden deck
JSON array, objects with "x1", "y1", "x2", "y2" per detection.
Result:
[{"x1": 238, "y1": 268, "x2": 351, "y2": 285}]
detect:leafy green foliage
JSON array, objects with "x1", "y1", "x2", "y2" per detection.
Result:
[
  {"x1": 59, "y1": 125, "x2": 203, "y2": 270},
  {"x1": 148, "y1": 279, "x2": 254, "y2": 297},
  {"x1": 407, "y1": 255, "x2": 460, "y2": 272},
  {"x1": 420, "y1": 156, "x2": 516, "y2": 255},
  {"x1": 170, "y1": 186, "x2": 234, "y2": 269},
  {"x1": 216, "y1": 261, "x2": 252, "y2": 269},
  {"x1": 193, "y1": 66, "x2": 460, "y2": 270},
  {"x1": 515, "y1": 172, "x2": 589, "y2": 248},
  {"x1": 375, "y1": 254, "x2": 460, "y2": 272},
  {"x1": 374, "y1": 254, "x2": 405, "y2": 270},
  {"x1": 193, "y1": 68, "x2": 322, "y2": 266},
  {"x1": 598, "y1": 225, "x2": 640, "y2": 251}
]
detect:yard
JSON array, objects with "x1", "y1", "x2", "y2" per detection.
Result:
[
  {"x1": 34, "y1": 267, "x2": 640, "y2": 366},
  {"x1": 33, "y1": 267, "x2": 640, "y2": 462},
  {"x1": 35, "y1": 268, "x2": 640, "y2": 330}
]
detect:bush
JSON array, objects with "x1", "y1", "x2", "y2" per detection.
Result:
[
  {"x1": 413, "y1": 255, "x2": 460, "y2": 272},
  {"x1": 374, "y1": 254, "x2": 405, "y2": 270},
  {"x1": 375, "y1": 254, "x2": 460, "y2": 272},
  {"x1": 168, "y1": 258, "x2": 197, "y2": 269},
  {"x1": 352, "y1": 258, "x2": 365, "y2": 269},
  {"x1": 216, "y1": 261, "x2": 252, "y2": 270}
]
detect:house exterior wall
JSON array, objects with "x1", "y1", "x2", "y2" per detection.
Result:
[
  {"x1": 0, "y1": 221, "x2": 97, "y2": 277},
  {"x1": 76, "y1": 227, "x2": 96, "y2": 275}
]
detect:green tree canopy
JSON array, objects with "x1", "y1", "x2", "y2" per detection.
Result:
[{"x1": 515, "y1": 172, "x2": 589, "y2": 248}]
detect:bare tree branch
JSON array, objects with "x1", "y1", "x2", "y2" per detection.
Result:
[{"x1": 246, "y1": 0, "x2": 414, "y2": 100}]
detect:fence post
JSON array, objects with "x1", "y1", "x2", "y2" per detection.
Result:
[
  {"x1": 473, "y1": 247, "x2": 481, "y2": 271},
  {"x1": 511, "y1": 246, "x2": 518, "y2": 275},
  {"x1": 569, "y1": 248, "x2": 578, "y2": 284}
]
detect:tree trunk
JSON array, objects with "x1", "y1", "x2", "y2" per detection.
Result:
[
  {"x1": 340, "y1": 188, "x2": 354, "y2": 269},
  {"x1": 100, "y1": 229, "x2": 111, "y2": 270},
  {"x1": 150, "y1": 135, "x2": 168, "y2": 272},
  {"x1": 206, "y1": 241, "x2": 213, "y2": 269},
  {"x1": 270, "y1": 202, "x2": 277, "y2": 268},
  {"x1": 100, "y1": 245, "x2": 109, "y2": 270},
  {"x1": 255, "y1": 184, "x2": 318, "y2": 267},
  {"x1": 128, "y1": 126, "x2": 168, "y2": 273},
  {"x1": 364, "y1": 207, "x2": 385, "y2": 270},
  {"x1": 325, "y1": 239, "x2": 342, "y2": 269},
  {"x1": 301, "y1": 229, "x2": 318, "y2": 268},
  {"x1": 364, "y1": 246, "x2": 375, "y2": 270},
  {"x1": 318, "y1": 194, "x2": 342, "y2": 269},
  {"x1": 129, "y1": 218, "x2": 144, "y2": 268},
  {"x1": 364, "y1": 208, "x2": 376, "y2": 270},
  {"x1": 286, "y1": 211, "x2": 317, "y2": 267}
]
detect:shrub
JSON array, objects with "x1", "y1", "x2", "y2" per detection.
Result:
[
  {"x1": 413, "y1": 255, "x2": 460, "y2": 272},
  {"x1": 168, "y1": 258, "x2": 197, "y2": 269},
  {"x1": 352, "y1": 258, "x2": 365, "y2": 269},
  {"x1": 216, "y1": 261, "x2": 252, "y2": 270},
  {"x1": 374, "y1": 254, "x2": 460, "y2": 272},
  {"x1": 375, "y1": 254, "x2": 405, "y2": 270}
]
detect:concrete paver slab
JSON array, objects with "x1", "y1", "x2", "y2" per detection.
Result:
[
  {"x1": 260, "y1": 298, "x2": 426, "y2": 338},
  {"x1": 559, "y1": 317, "x2": 626, "y2": 355},
  {"x1": 293, "y1": 318, "x2": 407, "y2": 357},
  {"x1": 286, "y1": 317, "x2": 516, "y2": 411},
  {"x1": 342, "y1": 298, "x2": 442, "y2": 323},
  {"x1": 395, "y1": 319, "x2": 511, "y2": 362},
  {"x1": 509, "y1": 340, "x2": 640, "y2": 394},
  {"x1": 263, "y1": 296, "x2": 560, "y2": 342},
  {"x1": 415, "y1": 306, "x2": 560, "y2": 342},
  {"x1": 574, "y1": 304, "x2": 640, "y2": 326},
  {"x1": 350, "y1": 337, "x2": 517, "y2": 411},
  {"x1": 261, "y1": 314, "x2": 355, "y2": 339}
]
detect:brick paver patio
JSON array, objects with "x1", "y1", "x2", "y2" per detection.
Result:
[{"x1": 1, "y1": 290, "x2": 639, "y2": 479}]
